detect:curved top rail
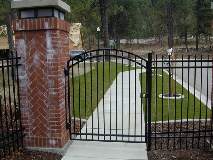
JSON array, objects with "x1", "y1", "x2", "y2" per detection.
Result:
[
  {"x1": 67, "y1": 54, "x2": 147, "y2": 69},
  {"x1": 66, "y1": 48, "x2": 148, "y2": 68}
]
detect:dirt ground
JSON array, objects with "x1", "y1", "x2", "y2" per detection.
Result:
[
  {"x1": 148, "y1": 121, "x2": 213, "y2": 160},
  {"x1": 2, "y1": 150, "x2": 62, "y2": 160},
  {"x1": 4, "y1": 147, "x2": 213, "y2": 160},
  {"x1": 148, "y1": 150, "x2": 213, "y2": 160}
]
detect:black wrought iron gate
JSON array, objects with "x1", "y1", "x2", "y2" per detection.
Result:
[{"x1": 65, "y1": 49, "x2": 152, "y2": 148}]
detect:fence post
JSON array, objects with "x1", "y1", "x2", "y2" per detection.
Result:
[{"x1": 146, "y1": 52, "x2": 152, "y2": 151}]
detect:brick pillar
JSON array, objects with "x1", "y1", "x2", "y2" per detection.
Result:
[{"x1": 13, "y1": 17, "x2": 70, "y2": 148}]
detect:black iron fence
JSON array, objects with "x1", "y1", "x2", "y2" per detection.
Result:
[
  {"x1": 0, "y1": 50, "x2": 23, "y2": 158},
  {"x1": 150, "y1": 53, "x2": 213, "y2": 150},
  {"x1": 65, "y1": 48, "x2": 213, "y2": 151}
]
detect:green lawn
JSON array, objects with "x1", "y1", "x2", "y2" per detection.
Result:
[
  {"x1": 71, "y1": 62, "x2": 132, "y2": 119},
  {"x1": 140, "y1": 71, "x2": 211, "y2": 122}
]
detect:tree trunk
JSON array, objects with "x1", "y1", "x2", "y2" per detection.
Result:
[
  {"x1": 167, "y1": 1, "x2": 173, "y2": 49},
  {"x1": 196, "y1": 33, "x2": 199, "y2": 51},
  {"x1": 6, "y1": 13, "x2": 14, "y2": 51},
  {"x1": 99, "y1": 0, "x2": 110, "y2": 49},
  {"x1": 80, "y1": 31, "x2": 85, "y2": 49},
  {"x1": 159, "y1": 34, "x2": 163, "y2": 47},
  {"x1": 184, "y1": 28, "x2": 188, "y2": 52},
  {"x1": 5, "y1": 10, "x2": 17, "y2": 80},
  {"x1": 88, "y1": 36, "x2": 91, "y2": 50}
]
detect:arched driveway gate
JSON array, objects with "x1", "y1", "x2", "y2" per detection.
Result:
[{"x1": 64, "y1": 49, "x2": 152, "y2": 150}]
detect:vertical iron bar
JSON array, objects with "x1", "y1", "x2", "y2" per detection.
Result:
[
  {"x1": 204, "y1": 55, "x2": 209, "y2": 149},
  {"x1": 2, "y1": 59, "x2": 10, "y2": 154},
  {"x1": 155, "y1": 54, "x2": 157, "y2": 149},
  {"x1": 65, "y1": 67, "x2": 71, "y2": 138},
  {"x1": 71, "y1": 60, "x2": 75, "y2": 136},
  {"x1": 103, "y1": 50, "x2": 105, "y2": 140},
  {"x1": 7, "y1": 55, "x2": 15, "y2": 151},
  {"x1": 83, "y1": 53, "x2": 87, "y2": 140},
  {"x1": 140, "y1": 58, "x2": 143, "y2": 142},
  {"x1": 161, "y1": 55, "x2": 164, "y2": 149},
  {"x1": 77, "y1": 62, "x2": 81, "y2": 139},
  {"x1": 198, "y1": 55, "x2": 203, "y2": 148},
  {"x1": 169, "y1": 55, "x2": 171, "y2": 97},
  {"x1": 68, "y1": 68, "x2": 72, "y2": 137},
  {"x1": 146, "y1": 53, "x2": 152, "y2": 151},
  {"x1": 192, "y1": 55, "x2": 197, "y2": 148},
  {"x1": 90, "y1": 51, "x2": 93, "y2": 140},
  {"x1": 6, "y1": 57, "x2": 15, "y2": 152},
  {"x1": 174, "y1": 57, "x2": 177, "y2": 150},
  {"x1": 210, "y1": 55, "x2": 213, "y2": 148},
  {"x1": 0, "y1": 94, "x2": 6, "y2": 157},
  {"x1": 180, "y1": 54, "x2": 184, "y2": 149},
  {"x1": 15, "y1": 52, "x2": 23, "y2": 148},
  {"x1": 64, "y1": 69, "x2": 68, "y2": 129},
  {"x1": 134, "y1": 55, "x2": 137, "y2": 141},
  {"x1": 109, "y1": 53, "x2": 112, "y2": 141},
  {"x1": 122, "y1": 51, "x2": 124, "y2": 141},
  {"x1": 128, "y1": 53, "x2": 131, "y2": 141},
  {"x1": 167, "y1": 55, "x2": 171, "y2": 149},
  {"x1": 186, "y1": 55, "x2": 190, "y2": 149},
  {"x1": 96, "y1": 50, "x2": 100, "y2": 140},
  {"x1": 116, "y1": 50, "x2": 118, "y2": 141},
  {"x1": 10, "y1": 52, "x2": 19, "y2": 148}
]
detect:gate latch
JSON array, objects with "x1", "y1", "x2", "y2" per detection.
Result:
[
  {"x1": 66, "y1": 122, "x2": 71, "y2": 129},
  {"x1": 64, "y1": 69, "x2": 69, "y2": 76}
]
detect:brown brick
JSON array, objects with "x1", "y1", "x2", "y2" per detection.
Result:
[{"x1": 14, "y1": 17, "x2": 70, "y2": 148}]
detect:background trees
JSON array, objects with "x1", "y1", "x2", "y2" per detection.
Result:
[
  {"x1": 0, "y1": 0, "x2": 14, "y2": 51},
  {"x1": 0, "y1": 0, "x2": 212, "y2": 50},
  {"x1": 194, "y1": 0, "x2": 212, "y2": 50}
]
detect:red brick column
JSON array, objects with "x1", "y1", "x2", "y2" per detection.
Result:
[{"x1": 13, "y1": 17, "x2": 70, "y2": 148}]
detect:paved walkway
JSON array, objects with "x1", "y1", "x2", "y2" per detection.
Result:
[{"x1": 62, "y1": 70, "x2": 148, "y2": 160}]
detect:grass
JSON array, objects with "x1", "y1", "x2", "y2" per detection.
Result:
[
  {"x1": 71, "y1": 62, "x2": 132, "y2": 119},
  {"x1": 71, "y1": 62, "x2": 211, "y2": 121},
  {"x1": 140, "y1": 71, "x2": 211, "y2": 122}
]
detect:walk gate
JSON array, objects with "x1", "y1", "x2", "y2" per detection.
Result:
[
  {"x1": 65, "y1": 49, "x2": 213, "y2": 151},
  {"x1": 65, "y1": 49, "x2": 152, "y2": 149}
]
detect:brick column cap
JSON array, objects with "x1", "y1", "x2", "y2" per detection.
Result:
[
  {"x1": 11, "y1": 0, "x2": 70, "y2": 13},
  {"x1": 13, "y1": 17, "x2": 70, "y2": 33}
]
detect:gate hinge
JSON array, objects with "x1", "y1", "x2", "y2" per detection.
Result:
[
  {"x1": 64, "y1": 69, "x2": 69, "y2": 76},
  {"x1": 66, "y1": 122, "x2": 71, "y2": 129},
  {"x1": 15, "y1": 108, "x2": 21, "y2": 120}
]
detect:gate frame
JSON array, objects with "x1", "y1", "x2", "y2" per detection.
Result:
[{"x1": 64, "y1": 49, "x2": 152, "y2": 149}]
